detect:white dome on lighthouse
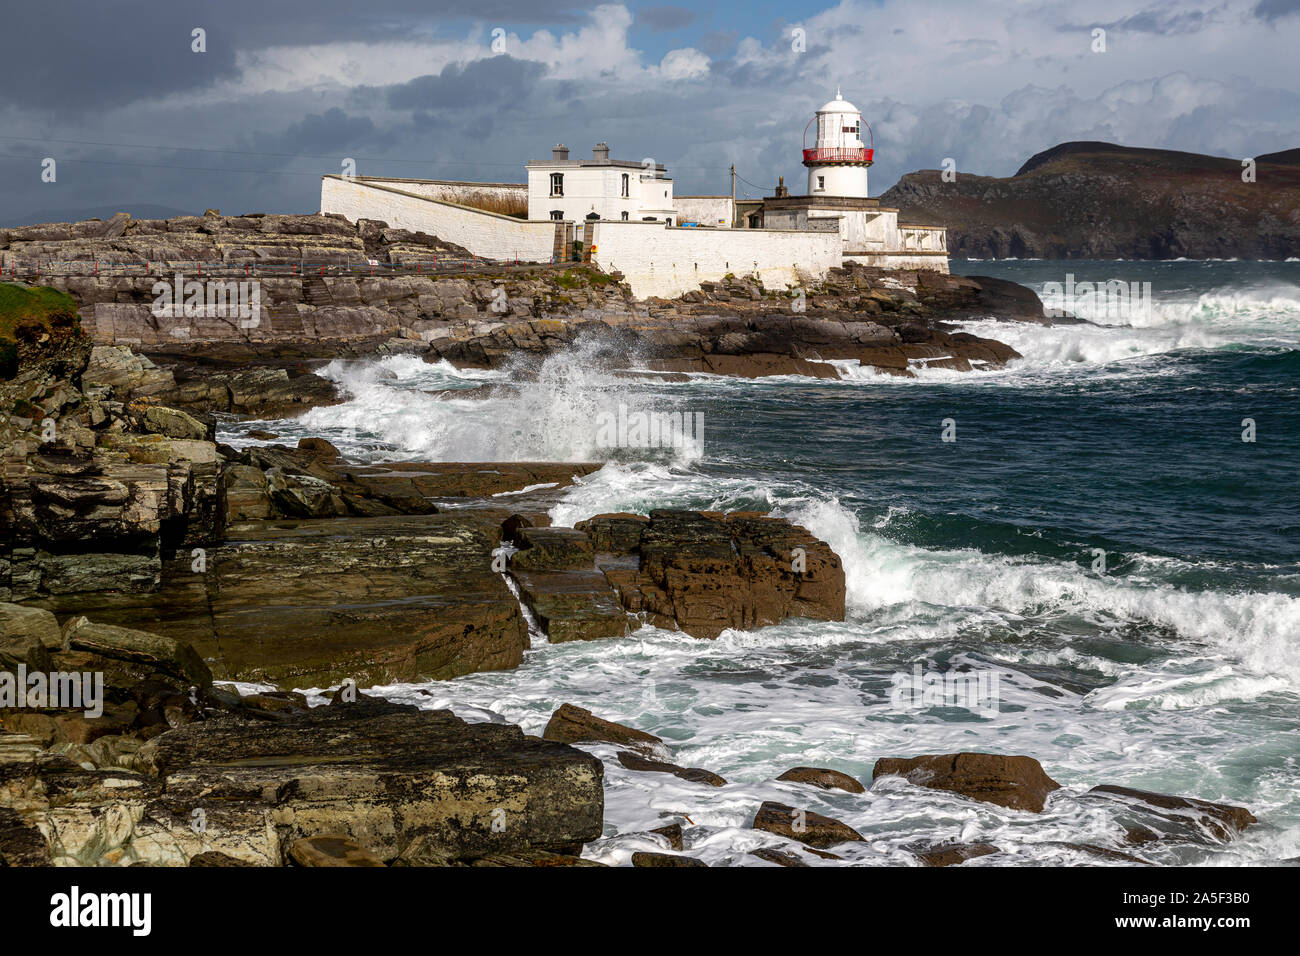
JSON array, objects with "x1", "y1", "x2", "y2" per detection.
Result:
[{"x1": 817, "y1": 90, "x2": 860, "y2": 115}]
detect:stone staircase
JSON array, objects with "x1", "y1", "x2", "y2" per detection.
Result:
[{"x1": 302, "y1": 276, "x2": 332, "y2": 306}]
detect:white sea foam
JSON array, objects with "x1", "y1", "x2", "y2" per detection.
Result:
[{"x1": 293, "y1": 341, "x2": 706, "y2": 463}]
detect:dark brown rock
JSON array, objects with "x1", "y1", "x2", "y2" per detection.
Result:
[
  {"x1": 574, "y1": 512, "x2": 649, "y2": 554},
  {"x1": 1043, "y1": 841, "x2": 1151, "y2": 865},
  {"x1": 288, "y1": 834, "x2": 386, "y2": 867},
  {"x1": 776, "y1": 766, "x2": 865, "y2": 794},
  {"x1": 61, "y1": 616, "x2": 212, "y2": 689},
  {"x1": 1089, "y1": 785, "x2": 1257, "y2": 841},
  {"x1": 542, "y1": 703, "x2": 664, "y2": 754},
  {"x1": 913, "y1": 841, "x2": 999, "y2": 867},
  {"x1": 751, "y1": 800, "x2": 865, "y2": 849},
  {"x1": 608, "y1": 510, "x2": 845, "y2": 639},
  {"x1": 0, "y1": 807, "x2": 51, "y2": 866},
  {"x1": 650, "y1": 822, "x2": 683, "y2": 850},
  {"x1": 632, "y1": 851, "x2": 707, "y2": 867},
  {"x1": 509, "y1": 526, "x2": 595, "y2": 571},
  {"x1": 189, "y1": 850, "x2": 257, "y2": 867},
  {"x1": 297, "y1": 437, "x2": 341, "y2": 457},
  {"x1": 616, "y1": 750, "x2": 726, "y2": 787},
  {"x1": 471, "y1": 849, "x2": 605, "y2": 867},
  {"x1": 750, "y1": 847, "x2": 810, "y2": 867},
  {"x1": 42, "y1": 513, "x2": 529, "y2": 687},
  {"x1": 511, "y1": 568, "x2": 629, "y2": 643},
  {"x1": 873, "y1": 753, "x2": 1061, "y2": 813}
]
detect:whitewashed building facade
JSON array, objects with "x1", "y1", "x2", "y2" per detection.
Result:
[{"x1": 525, "y1": 143, "x2": 676, "y2": 224}]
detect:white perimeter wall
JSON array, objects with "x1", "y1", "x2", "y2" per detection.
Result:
[
  {"x1": 321, "y1": 176, "x2": 556, "y2": 262},
  {"x1": 591, "y1": 221, "x2": 842, "y2": 299}
]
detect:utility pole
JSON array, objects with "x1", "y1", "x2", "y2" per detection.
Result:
[{"x1": 730, "y1": 164, "x2": 736, "y2": 228}]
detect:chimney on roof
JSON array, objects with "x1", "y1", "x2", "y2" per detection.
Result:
[
  {"x1": 775, "y1": 176, "x2": 788, "y2": 198},
  {"x1": 593, "y1": 142, "x2": 610, "y2": 160},
  {"x1": 553, "y1": 144, "x2": 569, "y2": 160}
]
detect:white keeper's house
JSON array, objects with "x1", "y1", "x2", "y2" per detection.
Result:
[
  {"x1": 319, "y1": 88, "x2": 949, "y2": 299},
  {"x1": 526, "y1": 143, "x2": 676, "y2": 224}
]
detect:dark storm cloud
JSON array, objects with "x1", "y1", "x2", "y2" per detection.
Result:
[
  {"x1": 0, "y1": 0, "x2": 595, "y2": 112},
  {"x1": 635, "y1": 5, "x2": 697, "y2": 31},
  {"x1": 1253, "y1": 0, "x2": 1300, "y2": 21},
  {"x1": 251, "y1": 108, "x2": 385, "y2": 157},
  {"x1": 386, "y1": 56, "x2": 547, "y2": 111}
]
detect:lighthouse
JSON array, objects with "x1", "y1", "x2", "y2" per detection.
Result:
[{"x1": 802, "y1": 88, "x2": 873, "y2": 197}]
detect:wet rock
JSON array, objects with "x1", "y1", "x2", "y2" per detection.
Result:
[
  {"x1": 391, "y1": 834, "x2": 456, "y2": 867},
  {"x1": 16, "y1": 703, "x2": 604, "y2": 866},
  {"x1": 599, "y1": 510, "x2": 846, "y2": 639},
  {"x1": 509, "y1": 527, "x2": 595, "y2": 571},
  {"x1": 0, "y1": 603, "x2": 60, "y2": 670},
  {"x1": 297, "y1": 437, "x2": 340, "y2": 457},
  {"x1": 750, "y1": 847, "x2": 810, "y2": 867},
  {"x1": 912, "y1": 841, "x2": 999, "y2": 867},
  {"x1": 751, "y1": 800, "x2": 865, "y2": 849},
  {"x1": 1089, "y1": 785, "x2": 1257, "y2": 842},
  {"x1": 650, "y1": 823, "x2": 684, "y2": 850},
  {"x1": 62, "y1": 615, "x2": 212, "y2": 688},
  {"x1": 512, "y1": 568, "x2": 629, "y2": 643},
  {"x1": 542, "y1": 703, "x2": 665, "y2": 755},
  {"x1": 873, "y1": 753, "x2": 1061, "y2": 813},
  {"x1": 1042, "y1": 841, "x2": 1151, "y2": 865},
  {"x1": 222, "y1": 463, "x2": 273, "y2": 520},
  {"x1": 632, "y1": 851, "x2": 707, "y2": 867},
  {"x1": 189, "y1": 850, "x2": 258, "y2": 866},
  {"x1": 776, "y1": 766, "x2": 865, "y2": 794},
  {"x1": 616, "y1": 750, "x2": 726, "y2": 787},
  {"x1": 44, "y1": 513, "x2": 529, "y2": 687},
  {"x1": 288, "y1": 835, "x2": 385, "y2": 867},
  {"x1": 471, "y1": 850, "x2": 606, "y2": 867},
  {"x1": 574, "y1": 513, "x2": 649, "y2": 554},
  {"x1": 0, "y1": 807, "x2": 52, "y2": 866}
]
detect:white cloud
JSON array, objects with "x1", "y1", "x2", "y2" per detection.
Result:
[{"x1": 658, "y1": 47, "x2": 710, "y2": 80}]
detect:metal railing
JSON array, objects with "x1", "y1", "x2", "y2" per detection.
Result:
[{"x1": 802, "y1": 147, "x2": 874, "y2": 164}]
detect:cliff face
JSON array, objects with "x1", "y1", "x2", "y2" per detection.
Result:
[{"x1": 880, "y1": 142, "x2": 1300, "y2": 259}]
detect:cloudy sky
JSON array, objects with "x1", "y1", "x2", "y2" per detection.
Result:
[{"x1": 1, "y1": 0, "x2": 1297, "y2": 224}]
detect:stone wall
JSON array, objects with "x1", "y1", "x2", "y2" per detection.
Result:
[
  {"x1": 320, "y1": 176, "x2": 558, "y2": 262},
  {"x1": 590, "y1": 220, "x2": 842, "y2": 299}
]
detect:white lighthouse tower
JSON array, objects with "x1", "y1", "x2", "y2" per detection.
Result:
[{"x1": 803, "y1": 88, "x2": 872, "y2": 197}]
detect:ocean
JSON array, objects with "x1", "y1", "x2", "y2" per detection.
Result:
[{"x1": 222, "y1": 259, "x2": 1300, "y2": 866}]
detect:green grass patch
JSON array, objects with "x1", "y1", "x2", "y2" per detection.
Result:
[
  {"x1": 552, "y1": 266, "x2": 618, "y2": 290},
  {"x1": 0, "y1": 283, "x2": 80, "y2": 377}
]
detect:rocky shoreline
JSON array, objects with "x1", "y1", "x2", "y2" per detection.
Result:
[
  {"x1": 1, "y1": 212, "x2": 1252, "y2": 868},
  {"x1": 2, "y1": 211, "x2": 1049, "y2": 386}
]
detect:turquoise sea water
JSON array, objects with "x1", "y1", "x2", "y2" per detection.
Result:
[{"x1": 224, "y1": 259, "x2": 1300, "y2": 866}]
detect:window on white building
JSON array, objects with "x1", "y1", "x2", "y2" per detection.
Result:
[
  {"x1": 621, "y1": 211, "x2": 628, "y2": 221},
  {"x1": 817, "y1": 176, "x2": 825, "y2": 190},
  {"x1": 621, "y1": 173, "x2": 629, "y2": 197},
  {"x1": 550, "y1": 173, "x2": 563, "y2": 197},
  {"x1": 550, "y1": 210, "x2": 564, "y2": 220}
]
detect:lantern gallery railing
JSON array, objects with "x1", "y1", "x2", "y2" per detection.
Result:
[{"x1": 802, "y1": 147, "x2": 874, "y2": 164}]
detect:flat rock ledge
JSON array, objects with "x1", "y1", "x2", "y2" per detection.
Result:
[{"x1": 3, "y1": 695, "x2": 603, "y2": 867}]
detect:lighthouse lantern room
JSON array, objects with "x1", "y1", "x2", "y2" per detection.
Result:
[{"x1": 802, "y1": 88, "x2": 873, "y2": 198}]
